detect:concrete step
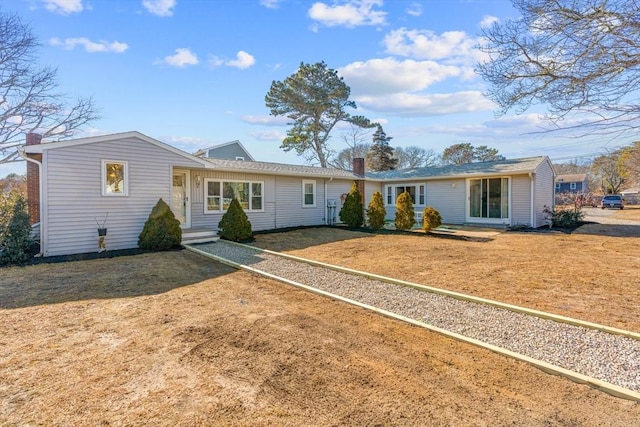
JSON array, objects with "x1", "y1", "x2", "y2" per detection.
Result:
[{"x1": 181, "y1": 229, "x2": 219, "y2": 245}]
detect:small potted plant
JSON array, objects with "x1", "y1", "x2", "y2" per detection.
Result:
[{"x1": 95, "y1": 214, "x2": 108, "y2": 252}]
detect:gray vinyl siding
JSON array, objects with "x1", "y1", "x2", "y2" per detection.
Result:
[
  {"x1": 534, "y1": 159, "x2": 555, "y2": 227},
  {"x1": 43, "y1": 138, "x2": 202, "y2": 256},
  {"x1": 190, "y1": 173, "x2": 351, "y2": 232},
  {"x1": 274, "y1": 176, "x2": 326, "y2": 228},
  {"x1": 207, "y1": 144, "x2": 251, "y2": 160},
  {"x1": 511, "y1": 175, "x2": 533, "y2": 226},
  {"x1": 327, "y1": 179, "x2": 354, "y2": 224},
  {"x1": 190, "y1": 170, "x2": 277, "y2": 231},
  {"x1": 425, "y1": 179, "x2": 466, "y2": 224}
]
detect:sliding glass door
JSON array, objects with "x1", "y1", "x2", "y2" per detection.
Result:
[{"x1": 469, "y1": 178, "x2": 509, "y2": 220}]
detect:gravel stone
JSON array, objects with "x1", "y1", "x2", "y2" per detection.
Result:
[{"x1": 193, "y1": 241, "x2": 640, "y2": 393}]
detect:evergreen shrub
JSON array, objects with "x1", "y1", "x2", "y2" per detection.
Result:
[
  {"x1": 138, "y1": 198, "x2": 182, "y2": 250},
  {"x1": 394, "y1": 191, "x2": 415, "y2": 231},
  {"x1": 0, "y1": 190, "x2": 33, "y2": 265},
  {"x1": 339, "y1": 182, "x2": 364, "y2": 228},
  {"x1": 422, "y1": 207, "x2": 442, "y2": 232},
  {"x1": 218, "y1": 198, "x2": 252, "y2": 242},
  {"x1": 366, "y1": 191, "x2": 386, "y2": 230}
]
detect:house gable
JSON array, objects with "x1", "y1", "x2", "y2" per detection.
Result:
[{"x1": 194, "y1": 140, "x2": 256, "y2": 161}]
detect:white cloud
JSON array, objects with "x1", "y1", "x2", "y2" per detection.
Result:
[
  {"x1": 308, "y1": 0, "x2": 386, "y2": 28},
  {"x1": 260, "y1": 0, "x2": 283, "y2": 9},
  {"x1": 354, "y1": 91, "x2": 495, "y2": 116},
  {"x1": 480, "y1": 15, "x2": 499, "y2": 28},
  {"x1": 241, "y1": 115, "x2": 289, "y2": 126},
  {"x1": 339, "y1": 57, "x2": 461, "y2": 96},
  {"x1": 383, "y1": 28, "x2": 483, "y2": 64},
  {"x1": 162, "y1": 135, "x2": 208, "y2": 152},
  {"x1": 50, "y1": 37, "x2": 128, "y2": 53},
  {"x1": 226, "y1": 51, "x2": 256, "y2": 69},
  {"x1": 209, "y1": 51, "x2": 256, "y2": 69},
  {"x1": 42, "y1": 0, "x2": 84, "y2": 15},
  {"x1": 249, "y1": 129, "x2": 286, "y2": 141},
  {"x1": 142, "y1": 0, "x2": 176, "y2": 17},
  {"x1": 163, "y1": 48, "x2": 199, "y2": 67},
  {"x1": 406, "y1": 2, "x2": 422, "y2": 17}
]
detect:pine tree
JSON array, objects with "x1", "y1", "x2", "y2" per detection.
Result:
[
  {"x1": 339, "y1": 182, "x2": 364, "y2": 227},
  {"x1": 366, "y1": 191, "x2": 386, "y2": 230},
  {"x1": 366, "y1": 125, "x2": 398, "y2": 171}
]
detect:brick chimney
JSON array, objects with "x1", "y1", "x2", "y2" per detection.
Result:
[
  {"x1": 353, "y1": 157, "x2": 365, "y2": 177},
  {"x1": 352, "y1": 157, "x2": 365, "y2": 205},
  {"x1": 26, "y1": 133, "x2": 43, "y2": 225}
]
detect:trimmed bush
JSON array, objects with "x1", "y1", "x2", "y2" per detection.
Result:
[
  {"x1": 394, "y1": 191, "x2": 415, "y2": 231},
  {"x1": 138, "y1": 198, "x2": 182, "y2": 250},
  {"x1": 422, "y1": 207, "x2": 442, "y2": 232},
  {"x1": 0, "y1": 190, "x2": 33, "y2": 265},
  {"x1": 218, "y1": 198, "x2": 252, "y2": 242},
  {"x1": 366, "y1": 191, "x2": 386, "y2": 230},
  {"x1": 543, "y1": 205, "x2": 584, "y2": 229},
  {"x1": 339, "y1": 181, "x2": 364, "y2": 228}
]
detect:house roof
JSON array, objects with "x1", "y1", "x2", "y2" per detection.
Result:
[
  {"x1": 193, "y1": 140, "x2": 255, "y2": 161},
  {"x1": 20, "y1": 131, "x2": 210, "y2": 167},
  {"x1": 367, "y1": 156, "x2": 549, "y2": 181},
  {"x1": 555, "y1": 174, "x2": 587, "y2": 183},
  {"x1": 203, "y1": 158, "x2": 358, "y2": 179}
]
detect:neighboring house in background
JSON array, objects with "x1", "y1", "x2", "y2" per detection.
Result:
[
  {"x1": 20, "y1": 131, "x2": 555, "y2": 257},
  {"x1": 193, "y1": 140, "x2": 255, "y2": 161},
  {"x1": 555, "y1": 174, "x2": 589, "y2": 194}
]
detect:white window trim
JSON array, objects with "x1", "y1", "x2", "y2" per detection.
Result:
[
  {"x1": 101, "y1": 160, "x2": 129, "y2": 197},
  {"x1": 465, "y1": 176, "x2": 511, "y2": 224},
  {"x1": 302, "y1": 179, "x2": 316, "y2": 208},
  {"x1": 384, "y1": 183, "x2": 424, "y2": 206},
  {"x1": 570, "y1": 182, "x2": 577, "y2": 190},
  {"x1": 204, "y1": 178, "x2": 265, "y2": 214}
]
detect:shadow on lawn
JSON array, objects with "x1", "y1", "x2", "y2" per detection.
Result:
[
  {"x1": 250, "y1": 225, "x2": 492, "y2": 253},
  {"x1": 0, "y1": 249, "x2": 235, "y2": 309},
  {"x1": 573, "y1": 222, "x2": 640, "y2": 237}
]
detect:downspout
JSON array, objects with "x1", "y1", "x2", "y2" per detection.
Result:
[
  {"x1": 529, "y1": 172, "x2": 535, "y2": 228},
  {"x1": 324, "y1": 177, "x2": 333, "y2": 225},
  {"x1": 19, "y1": 148, "x2": 44, "y2": 257}
]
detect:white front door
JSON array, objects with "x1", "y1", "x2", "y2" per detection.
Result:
[{"x1": 172, "y1": 170, "x2": 191, "y2": 228}]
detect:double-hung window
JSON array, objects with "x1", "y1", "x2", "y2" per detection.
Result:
[
  {"x1": 102, "y1": 160, "x2": 128, "y2": 196},
  {"x1": 303, "y1": 180, "x2": 316, "y2": 207},
  {"x1": 205, "y1": 179, "x2": 264, "y2": 213},
  {"x1": 385, "y1": 184, "x2": 424, "y2": 206}
]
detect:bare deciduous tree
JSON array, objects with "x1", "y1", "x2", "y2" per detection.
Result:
[
  {"x1": 0, "y1": 11, "x2": 99, "y2": 163},
  {"x1": 394, "y1": 146, "x2": 439, "y2": 169},
  {"x1": 329, "y1": 123, "x2": 373, "y2": 170},
  {"x1": 591, "y1": 151, "x2": 625, "y2": 194},
  {"x1": 477, "y1": 0, "x2": 640, "y2": 136}
]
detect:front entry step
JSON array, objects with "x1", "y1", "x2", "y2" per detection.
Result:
[{"x1": 181, "y1": 229, "x2": 219, "y2": 245}]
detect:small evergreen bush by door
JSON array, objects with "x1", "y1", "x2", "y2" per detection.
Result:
[
  {"x1": 366, "y1": 191, "x2": 386, "y2": 230},
  {"x1": 0, "y1": 190, "x2": 33, "y2": 265},
  {"x1": 218, "y1": 198, "x2": 252, "y2": 242},
  {"x1": 394, "y1": 191, "x2": 415, "y2": 231},
  {"x1": 339, "y1": 182, "x2": 364, "y2": 228},
  {"x1": 422, "y1": 207, "x2": 442, "y2": 232},
  {"x1": 138, "y1": 198, "x2": 182, "y2": 250}
]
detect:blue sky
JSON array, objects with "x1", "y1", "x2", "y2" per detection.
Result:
[{"x1": 1, "y1": 0, "x2": 633, "y2": 177}]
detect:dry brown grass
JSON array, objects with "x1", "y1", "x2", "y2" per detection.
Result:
[{"x1": 1, "y1": 213, "x2": 640, "y2": 425}]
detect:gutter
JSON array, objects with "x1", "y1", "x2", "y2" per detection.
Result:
[
  {"x1": 18, "y1": 147, "x2": 44, "y2": 257},
  {"x1": 529, "y1": 172, "x2": 536, "y2": 227}
]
